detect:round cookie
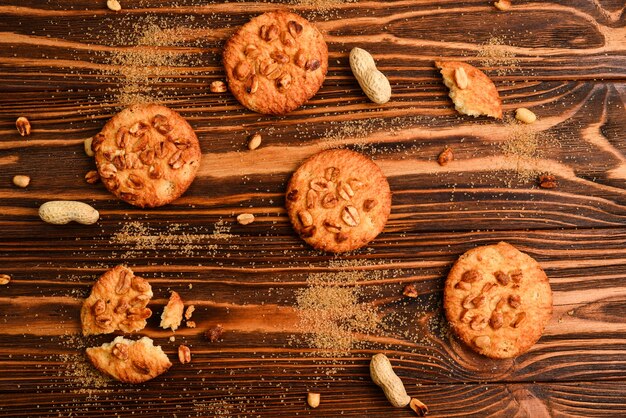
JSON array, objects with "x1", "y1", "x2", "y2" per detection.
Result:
[
  {"x1": 93, "y1": 104, "x2": 201, "y2": 208},
  {"x1": 286, "y1": 149, "x2": 391, "y2": 253},
  {"x1": 444, "y1": 242, "x2": 552, "y2": 359},
  {"x1": 223, "y1": 11, "x2": 328, "y2": 115}
]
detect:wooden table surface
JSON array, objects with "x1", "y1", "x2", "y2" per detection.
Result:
[{"x1": 1, "y1": 1, "x2": 625, "y2": 416}]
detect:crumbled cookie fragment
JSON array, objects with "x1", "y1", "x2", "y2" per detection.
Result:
[
  {"x1": 86, "y1": 336, "x2": 171, "y2": 383},
  {"x1": 0, "y1": 274, "x2": 11, "y2": 285},
  {"x1": 81, "y1": 265, "x2": 153, "y2": 336},
  {"x1": 185, "y1": 304, "x2": 195, "y2": 320},
  {"x1": 161, "y1": 291, "x2": 184, "y2": 331},
  {"x1": 435, "y1": 61, "x2": 502, "y2": 119}
]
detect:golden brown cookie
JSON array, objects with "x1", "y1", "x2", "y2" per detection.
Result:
[
  {"x1": 93, "y1": 104, "x2": 201, "y2": 208},
  {"x1": 223, "y1": 11, "x2": 328, "y2": 115},
  {"x1": 160, "y1": 291, "x2": 184, "y2": 331},
  {"x1": 81, "y1": 265, "x2": 153, "y2": 336},
  {"x1": 444, "y1": 242, "x2": 552, "y2": 359},
  {"x1": 86, "y1": 336, "x2": 171, "y2": 383},
  {"x1": 435, "y1": 61, "x2": 502, "y2": 119},
  {"x1": 285, "y1": 149, "x2": 391, "y2": 253}
]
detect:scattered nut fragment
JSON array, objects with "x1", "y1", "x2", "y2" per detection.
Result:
[
  {"x1": 437, "y1": 147, "x2": 453, "y2": 166},
  {"x1": 84, "y1": 139, "x2": 96, "y2": 160},
  {"x1": 12, "y1": 175, "x2": 30, "y2": 188},
  {"x1": 515, "y1": 107, "x2": 537, "y2": 124},
  {"x1": 84, "y1": 170, "x2": 100, "y2": 184},
  {"x1": 210, "y1": 80, "x2": 228, "y2": 93},
  {"x1": 0, "y1": 274, "x2": 11, "y2": 285},
  {"x1": 538, "y1": 173, "x2": 557, "y2": 189},
  {"x1": 178, "y1": 344, "x2": 191, "y2": 364},
  {"x1": 402, "y1": 284, "x2": 418, "y2": 298},
  {"x1": 307, "y1": 392, "x2": 320, "y2": 408},
  {"x1": 186, "y1": 321, "x2": 196, "y2": 328},
  {"x1": 206, "y1": 324, "x2": 223, "y2": 342},
  {"x1": 454, "y1": 67, "x2": 468, "y2": 89},
  {"x1": 237, "y1": 213, "x2": 255, "y2": 225},
  {"x1": 38, "y1": 201, "x2": 99, "y2": 225},
  {"x1": 247, "y1": 133, "x2": 262, "y2": 150},
  {"x1": 409, "y1": 398, "x2": 429, "y2": 417},
  {"x1": 494, "y1": 0, "x2": 512, "y2": 11},
  {"x1": 15, "y1": 117, "x2": 31, "y2": 136},
  {"x1": 107, "y1": 0, "x2": 122, "y2": 11}
]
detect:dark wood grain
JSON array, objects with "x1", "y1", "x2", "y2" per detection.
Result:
[{"x1": 1, "y1": 0, "x2": 625, "y2": 416}]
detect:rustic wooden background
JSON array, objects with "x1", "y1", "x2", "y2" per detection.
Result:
[{"x1": 1, "y1": 0, "x2": 625, "y2": 416}]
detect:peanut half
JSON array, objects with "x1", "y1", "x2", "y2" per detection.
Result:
[
  {"x1": 370, "y1": 353, "x2": 428, "y2": 416},
  {"x1": 237, "y1": 213, "x2": 255, "y2": 225},
  {"x1": 107, "y1": 0, "x2": 122, "y2": 12},
  {"x1": 349, "y1": 47, "x2": 392, "y2": 105},
  {"x1": 38, "y1": 201, "x2": 99, "y2": 225},
  {"x1": 307, "y1": 392, "x2": 320, "y2": 408},
  {"x1": 247, "y1": 133, "x2": 262, "y2": 150},
  {"x1": 515, "y1": 107, "x2": 537, "y2": 124},
  {"x1": 12, "y1": 175, "x2": 30, "y2": 188}
]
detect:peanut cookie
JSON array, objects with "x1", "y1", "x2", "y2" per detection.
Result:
[
  {"x1": 86, "y1": 336, "x2": 171, "y2": 383},
  {"x1": 93, "y1": 104, "x2": 201, "y2": 208},
  {"x1": 160, "y1": 291, "x2": 184, "y2": 331},
  {"x1": 223, "y1": 11, "x2": 328, "y2": 115},
  {"x1": 435, "y1": 61, "x2": 502, "y2": 119},
  {"x1": 286, "y1": 149, "x2": 391, "y2": 253},
  {"x1": 444, "y1": 242, "x2": 552, "y2": 359},
  {"x1": 81, "y1": 265, "x2": 153, "y2": 336}
]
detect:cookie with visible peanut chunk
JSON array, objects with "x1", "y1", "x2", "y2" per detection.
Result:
[
  {"x1": 435, "y1": 61, "x2": 502, "y2": 119},
  {"x1": 285, "y1": 149, "x2": 391, "y2": 253},
  {"x1": 223, "y1": 11, "x2": 328, "y2": 115},
  {"x1": 94, "y1": 104, "x2": 201, "y2": 208},
  {"x1": 86, "y1": 336, "x2": 171, "y2": 383},
  {"x1": 81, "y1": 265, "x2": 153, "y2": 336},
  {"x1": 444, "y1": 242, "x2": 552, "y2": 359}
]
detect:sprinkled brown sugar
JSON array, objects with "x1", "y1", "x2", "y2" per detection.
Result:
[
  {"x1": 477, "y1": 36, "x2": 520, "y2": 76},
  {"x1": 96, "y1": 16, "x2": 209, "y2": 106},
  {"x1": 293, "y1": 267, "x2": 400, "y2": 357},
  {"x1": 109, "y1": 220, "x2": 235, "y2": 258},
  {"x1": 500, "y1": 118, "x2": 550, "y2": 181}
]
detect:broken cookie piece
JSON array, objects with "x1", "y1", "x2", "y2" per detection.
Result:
[
  {"x1": 81, "y1": 265, "x2": 153, "y2": 336},
  {"x1": 160, "y1": 291, "x2": 184, "y2": 331},
  {"x1": 86, "y1": 336, "x2": 172, "y2": 383},
  {"x1": 435, "y1": 61, "x2": 502, "y2": 119}
]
